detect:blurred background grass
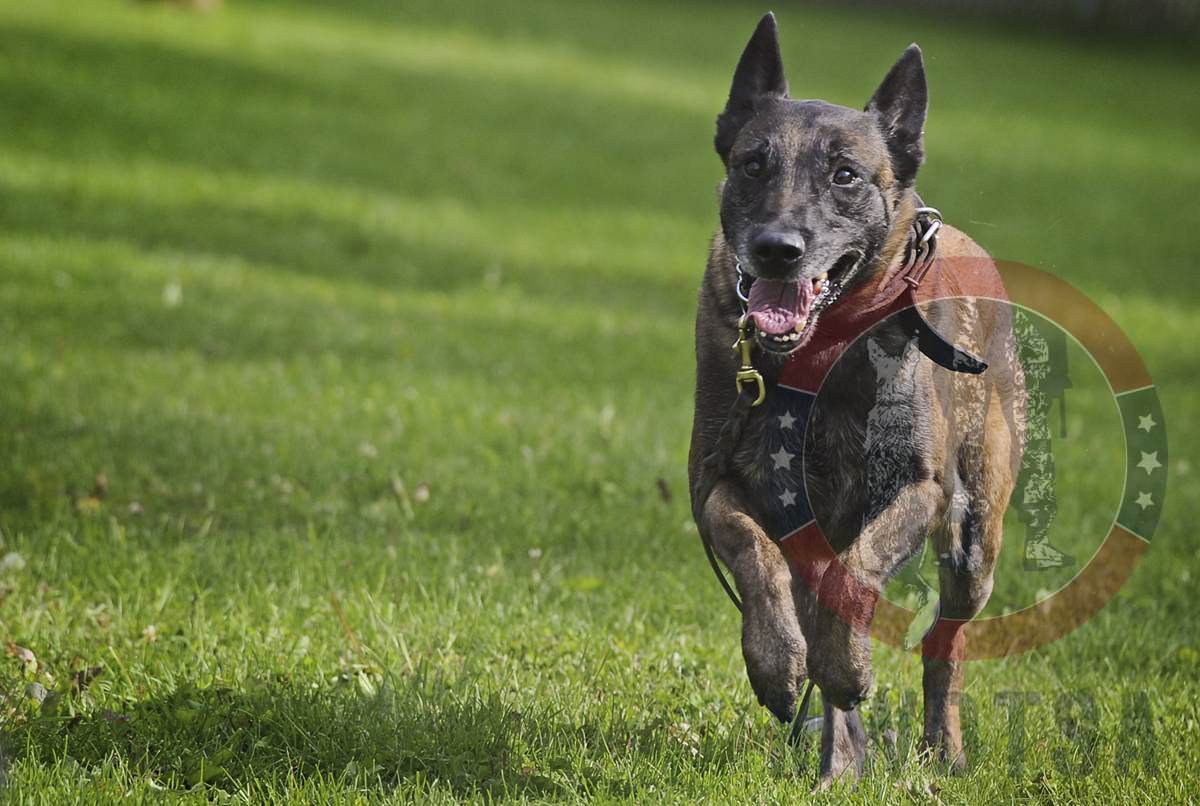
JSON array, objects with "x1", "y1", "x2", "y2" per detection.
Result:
[{"x1": 0, "y1": 0, "x2": 1197, "y2": 801}]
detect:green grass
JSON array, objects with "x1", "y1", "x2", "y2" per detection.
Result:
[{"x1": 1, "y1": 0, "x2": 1198, "y2": 801}]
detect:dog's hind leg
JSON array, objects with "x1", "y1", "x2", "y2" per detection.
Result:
[
  {"x1": 816, "y1": 690, "x2": 868, "y2": 789},
  {"x1": 923, "y1": 409, "x2": 1012, "y2": 771}
]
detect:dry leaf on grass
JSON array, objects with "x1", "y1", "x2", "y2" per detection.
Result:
[{"x1": 5, "y1": 642, "x2": 35, "y2": 664}]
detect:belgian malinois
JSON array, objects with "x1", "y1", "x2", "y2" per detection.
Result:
[{"x1": 688, "y1": 13, "x2": 1024, "y2": 783}]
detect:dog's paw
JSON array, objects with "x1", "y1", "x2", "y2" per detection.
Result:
[
  {"x1": 741, "y1": 596, "x2": 807, "y2": 723},
  {"x1": 805, "y1": 565, "x2": 877, "y2": 710},
  {"x1": 807, "y1": 608, "x2": 874, "y2": 712},
  {"x1": 921, "y1": 732, "x2": 968, "y2": 774}
]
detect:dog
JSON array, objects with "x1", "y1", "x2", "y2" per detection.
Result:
[{"x1": 688, "y1": 13, "x2": 1024, "y2": 784}]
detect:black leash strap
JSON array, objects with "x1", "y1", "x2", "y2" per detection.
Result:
[
  {"x1": 788, "y1": 677, "x2": 818, "y2": 747},
  {"x1": 898, "y1": 305, "x2": 987, "y2": 374},
  {"x1": 691, "y1": 386, "x2": 759, "y2": 613}
]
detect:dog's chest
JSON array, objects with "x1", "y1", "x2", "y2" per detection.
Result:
[{"x1": 739, "y1": 335, "x2": 925, "y2": 549}]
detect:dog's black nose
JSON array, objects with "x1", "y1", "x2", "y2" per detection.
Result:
[{"x1": 751, "y1": 230, "x2": 805, "y2": 275}]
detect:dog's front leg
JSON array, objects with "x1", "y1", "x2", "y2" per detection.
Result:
[
  {"x1": 700, "y1": 480, "x2": 807, "y2": 723},
  {"x1": 806, "y1": 479, "x2": 942, "y2": 710}
]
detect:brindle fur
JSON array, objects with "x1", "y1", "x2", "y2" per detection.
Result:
[{"x1": 688, "y1": 14, "x2": 1023, "y2": 784}]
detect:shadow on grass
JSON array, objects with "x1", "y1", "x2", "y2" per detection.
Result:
[{"x1": 11, "y1": 676, "x2": 722, "y2": 798}]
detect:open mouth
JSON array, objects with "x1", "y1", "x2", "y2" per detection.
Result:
[{"x1": 746, "y1": 252, "x2": 863, "y2": 355}]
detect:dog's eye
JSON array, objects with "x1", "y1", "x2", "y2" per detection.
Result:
[
  {"x1": 832, "y1": 167, "x2": 858, "y2": 186},
  {"x1": 742, "y1": 157, "x2": 764, "y2": 178}
]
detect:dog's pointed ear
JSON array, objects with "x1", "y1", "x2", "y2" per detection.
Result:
[
  {"x1": 865, "y1": 44, "x2": 927, "y2": 185},
  {"x1": 715, "y1": 12, "x2": 789, "y2": 165}
]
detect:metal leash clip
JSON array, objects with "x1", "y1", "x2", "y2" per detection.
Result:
[{"x1": 733, "y1": 315, "x2": 766, "y2": 406}]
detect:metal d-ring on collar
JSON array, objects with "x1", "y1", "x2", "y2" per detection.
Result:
[
  {"x1": 897, "y1": 204, "x2": 988, "y2": 375},
  {"x1": 734, "y1": 258, "x2": 752, "y2": 312},
  {"x1": 900, "y1": 205, "x2": 943, "y2": 284}
]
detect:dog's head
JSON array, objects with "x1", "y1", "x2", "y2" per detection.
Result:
[{"x1": 716, "y1": 13, "x2": 927, "y2": 355}]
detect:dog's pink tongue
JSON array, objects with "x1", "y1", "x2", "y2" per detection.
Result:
[{"x1": 747, "y1": 279, "x2": 815, "y2": 335}]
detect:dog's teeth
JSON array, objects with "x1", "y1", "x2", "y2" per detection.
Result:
[
  {"x1": 818, "y1": 272, "x2": 828, "y2": 282},
  {"x1": 794, "y1": 317, "x2": 807, "y2": 333}
]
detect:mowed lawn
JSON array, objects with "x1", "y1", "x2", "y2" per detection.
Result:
[{"x1": 1, "y1": 0, "x2": 1198, "y2": 801}]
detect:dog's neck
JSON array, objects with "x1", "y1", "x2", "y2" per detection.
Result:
[{"x1": 869, "y1": 191, "x2": 921, "y2": 287}]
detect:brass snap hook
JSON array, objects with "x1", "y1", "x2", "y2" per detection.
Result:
[{"x1": 733, "y1": 317, "x2": 766, "y2": 406}]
